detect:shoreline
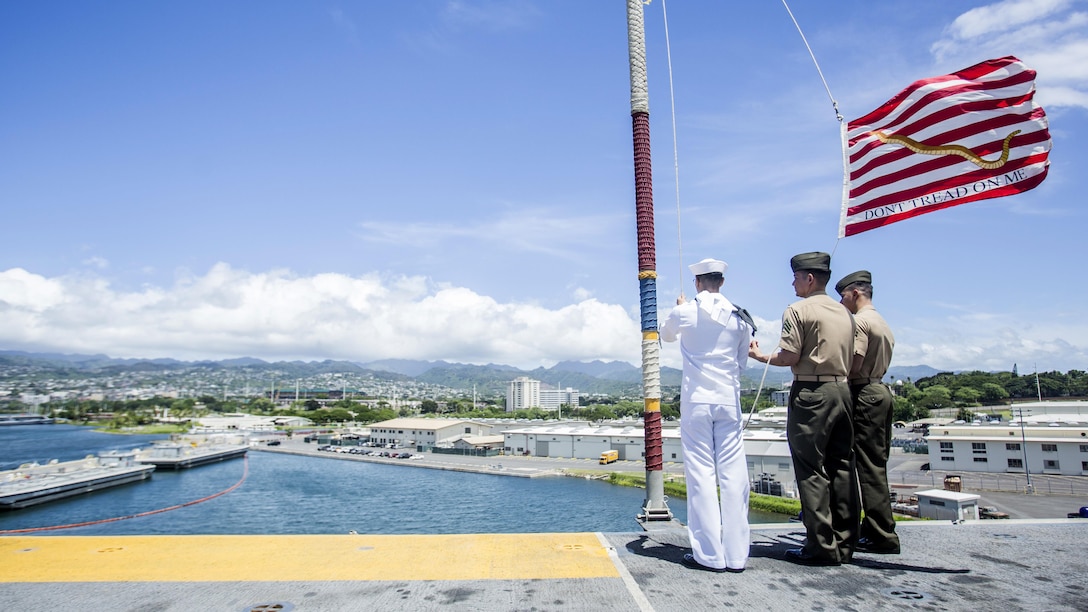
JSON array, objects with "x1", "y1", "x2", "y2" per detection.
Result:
[
  {"x1": 253, "y1": 440, "x2": 808, "y2": 517},
  {"x1": 252, "y1": 439, "x2": 559, "y2": 479}
]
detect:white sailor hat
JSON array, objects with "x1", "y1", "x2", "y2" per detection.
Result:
[{"x1": 688, "y1": 258, "x2": 728, "y2": 276}]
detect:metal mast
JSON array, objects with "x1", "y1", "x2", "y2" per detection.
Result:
[{"x1": 626, "y1": 0, "x2": 672, "y2": 524}]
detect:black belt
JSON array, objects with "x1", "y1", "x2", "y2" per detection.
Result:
[{"x1": 794, "y1": 375, "x2": 846, "y2": 382}]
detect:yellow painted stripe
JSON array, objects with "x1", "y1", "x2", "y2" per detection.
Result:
[
  {"x1": 0, "y1": 533, "x2": 619, "y2": 583},
  {"x1": 642, "y1": 331, "x2": 658, "y2": 341},
  {"x1": 643, "y1": 398, "x2": 660, "y2": 412}
]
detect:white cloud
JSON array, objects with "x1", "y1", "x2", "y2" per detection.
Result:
[
  {"x1": 82, "y1": 256, "x2": 109, "y2": 269},
  {"x1": 944, "y1": 0, "x2": 1074, "y2": 40},
  {"x1": 4, "y1": 265, "x2": 1087, "y2": 373},
  {"x1": 0, "y1": 269, "x2": 67, "y2": 310},
  {"x1": 931, "y1": 1, "x2": 1088, "y2": 109},
  {"x1": 892, "y1": 310, "x2": 1088, "y2": 373},
  {"x1": 0, "y1": 265, "x2": 641, "y2": 369},
  {"x1": 571, "y1": 287, "x2": 593, "y2": 301}
]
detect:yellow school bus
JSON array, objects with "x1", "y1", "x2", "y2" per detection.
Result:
[{"x1": 599, "y1": 450, "x2": 619, "y2": 464}]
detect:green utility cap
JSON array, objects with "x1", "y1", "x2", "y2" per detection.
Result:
[
  {"x1": 835, "y1": 270, "x2": 872, "y2": 296},
  {"x1": 790, "y1": 251, "x2": 831, "y2": 273}
]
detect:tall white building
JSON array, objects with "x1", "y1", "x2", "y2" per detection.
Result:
[
  {"x1": 539, "y1": 387, "x2": 580, "y2": 411},
  {"x1": 506, "y1": 377, "x2": 541, "y2": 412}
]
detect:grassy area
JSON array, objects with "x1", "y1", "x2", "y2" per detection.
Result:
[
  {"x1": 560, "y1": 469, "x2": 803, "y2": 517},
  {"x1": 607, "y1": 472, "x2": 689, "y2": 501},
  {"x1": 570, "y1": 470, "x2": 926, "y2": 521},
  {"x1": 750, "y1": 493, "x2": 801, "y2": 516}
]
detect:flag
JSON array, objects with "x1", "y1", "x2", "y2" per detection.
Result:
[{"x1": 839, "y1": 56, "x2": 1051, "y2": 237}]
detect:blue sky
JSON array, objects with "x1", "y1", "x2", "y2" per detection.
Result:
[{"x1": 1, "y1": 0, "x2": 1085, "y2": 373}]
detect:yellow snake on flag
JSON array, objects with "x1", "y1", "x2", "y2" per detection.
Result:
[{"x1": 872, "y1": 129, "x2": 1021, "y2": 169}]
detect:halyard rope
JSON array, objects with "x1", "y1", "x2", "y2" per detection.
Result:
[{"x1": 660, "y1": 0, "x2": 685, "y2": 290}]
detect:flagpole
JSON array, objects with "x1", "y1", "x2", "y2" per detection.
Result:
[{"x1": 626, "y1": 0, "x2": 673, "y2": 525}]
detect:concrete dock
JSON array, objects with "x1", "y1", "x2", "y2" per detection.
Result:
[{"x1": 3, "y1": 520, "x2": 1086, "y2": 611}]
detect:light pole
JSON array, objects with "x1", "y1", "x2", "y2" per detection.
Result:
[
  {"x1": 1015, "y1": 406, "x2": 1034, "y2": 494},
  {"x1": 1034, "y1": 363, "x2": 1043, "y2": 402}
]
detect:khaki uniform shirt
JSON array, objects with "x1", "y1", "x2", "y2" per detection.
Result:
[
  {"x1": 851, "y1": 304, "x2": 894, "y2": 381},
  {"x1": 778, "y1": 291, "x2": 854, "y2": 378}
]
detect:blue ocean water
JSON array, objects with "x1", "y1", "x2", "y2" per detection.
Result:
[{"x1": 1, "y1": 425, "x2": 779, "y2": 535}]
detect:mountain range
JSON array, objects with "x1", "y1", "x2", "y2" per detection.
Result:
[{"x1": 0, "y1": 350, "x2": 944, "y2": 396}]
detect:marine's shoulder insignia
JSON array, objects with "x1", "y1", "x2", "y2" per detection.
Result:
[{"x1": 733, "y1": 305, "x2": 757, "y2": 336}]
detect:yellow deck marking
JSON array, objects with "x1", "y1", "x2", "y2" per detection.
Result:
[{"x1": 0, "y1": 533, "x2": 619, "y2": 582}]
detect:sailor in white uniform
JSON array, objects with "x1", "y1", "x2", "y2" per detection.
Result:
[{"x1": 661, "y1": 258, "x2": 752, "y2": 573}]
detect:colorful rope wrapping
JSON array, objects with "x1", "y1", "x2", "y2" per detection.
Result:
[
  {"x1": 628, "y1": 0, "x2": 669, "y2": 520},
  {"x1": 643, "y1": 410, "x2": 663, "y2": 470},
  {"x1": 626, "y1": 0, "x2": 649, "y2": 115},
  {"x1": 632, "y1": 113, "x2": 656, "y2": 272},
  {"x1": 641, "y1": 333, "x2": 663, "y2": 471},
  {"x1": 630, "y1": 9, "x2": 662, "y2": 476},
  {"x1": 638, "y1": 277, "x2": 658, "y2": 331}
]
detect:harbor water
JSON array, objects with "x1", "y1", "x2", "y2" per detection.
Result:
[{"x1": 1, "y1": 425, "x2": 784, "y2": 535}]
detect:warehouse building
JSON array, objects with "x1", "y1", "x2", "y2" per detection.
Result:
[
  {"x1": 368, "y1": 418, "x2": 493, "y2": 450},
  {"x1": 925, "y1": 422, "x2": 1088, "y2": 476},
  {"x1": 502, "y1": 423, "x2": 796, "y2": 495}
]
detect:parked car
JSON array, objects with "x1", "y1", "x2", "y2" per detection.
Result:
[
  {"x1": 979, "y1": 506, "x2": 1010, "y2": 519},
  {"x1": 397, "y1": 452, "x2": 412, "y2": 459},
  {"x1": 266, "y1": 440, "x2": 281, "y2": 446}
]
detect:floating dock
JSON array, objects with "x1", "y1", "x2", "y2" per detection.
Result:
[
  {"x1": 0, "y1": 452, "x2": 154, "y2": 510},
  {"x1": 135, "y1": 435, "x2": 248, "y2": 469},
  {"x1": 0, "y1": 415, "x2": 54, "y2": 426},
  {"x1": 135, "y1": 444, "x2": 248, "y2": 469}
]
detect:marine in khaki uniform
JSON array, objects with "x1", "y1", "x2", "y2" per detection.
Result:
[
  {"x1": 836, "y1": 270, "x2": 900, "y2": 555},
  {"x1": 749, "y1": 252, "x2": 858, "y2": 566}
]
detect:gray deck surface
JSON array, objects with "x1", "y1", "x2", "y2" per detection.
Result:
[{"x1": 3, "y1": 520, "x2": 1085, "y2": 611}]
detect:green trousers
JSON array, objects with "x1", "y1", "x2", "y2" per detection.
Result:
[
  {"x1": 851, "y1": 382, "x2": 899, "y2": 547},
  {"x1": 787, "y1": 380, "x2": 859, "y2": 563}
]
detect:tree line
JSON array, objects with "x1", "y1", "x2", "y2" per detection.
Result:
[{"x1": 890, "y1": 369, "x2": 1087, "y2": 423}]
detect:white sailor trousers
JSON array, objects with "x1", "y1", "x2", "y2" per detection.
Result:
[{"x1": 681, "y1": 402, "x2": 750, "y2": 570}]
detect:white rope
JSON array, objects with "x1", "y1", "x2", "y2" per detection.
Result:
[
  {"x1": 743, "y1": 353, "x2": 774, "y2": 430},
  {"x1": 659, "y1": 0, "x2": 684, "y2": 291},
  {"x1": 627, "y1": 0, "x2": 649, "y2": 114},
  {"x1": 656, "y1": 0, "x2": 776, "y2": 422},
  {"x1": 781, "y1": 0, "x2": 841, "y2": 122},
  {"x1": 781, "y1": 0, "x2": 846, "y2": 256}
]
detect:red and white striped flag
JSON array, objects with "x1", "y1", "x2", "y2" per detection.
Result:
[{"x1": 839, "y1": 56, "x2": 1051, "y2": 237}]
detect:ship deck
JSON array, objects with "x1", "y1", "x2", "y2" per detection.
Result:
[{"x1": 2, "y1": 520, "x2": 1086, "y2": 611}]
